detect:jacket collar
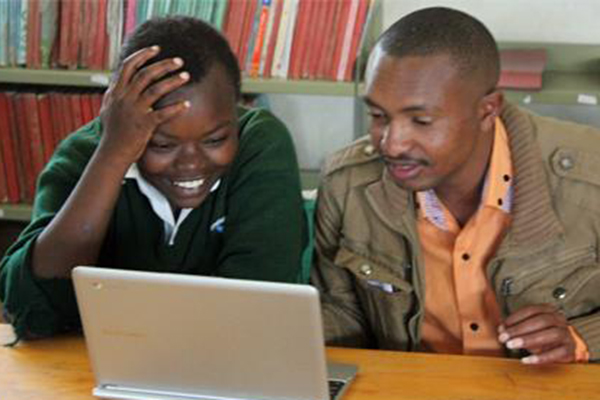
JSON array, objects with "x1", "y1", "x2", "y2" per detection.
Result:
[{"x1": 364, "y1": 102, "x2": 564, "y2": 257}]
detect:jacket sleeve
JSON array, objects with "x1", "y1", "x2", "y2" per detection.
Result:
[
  {"x1": 310, "y1": 175, "x2": 374, "y2": 347},
  {"x1": 0, "y1": 122, "x2": 99, "y2": 339},
  {"x1": 215, "y1": 110, "x2": 306, "y2": 283},
  {"x1": 570, "y1": 313, "x2": 600, "y2": 362}
]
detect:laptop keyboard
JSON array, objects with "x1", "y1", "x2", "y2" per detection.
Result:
[{"x1": 328, "y1": 380, "x2": 345, "y2": 400}]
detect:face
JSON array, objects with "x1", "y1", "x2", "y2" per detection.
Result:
[
  {"x1": 138, "y1": 66, "x2": 239, "y2": 211},
  {"x1": 364, "y1": 50, "x2": 500, "y2": 195}
]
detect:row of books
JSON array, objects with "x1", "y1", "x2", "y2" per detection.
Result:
[
  {"x1": 0, "y1": 90, "x2": 103, "y2": 204},
  {"x1": 0, "y1": 0, "x2": 378, "y2": 82}
]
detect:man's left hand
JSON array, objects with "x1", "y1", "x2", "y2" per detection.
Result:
[{"x1": 498, "y1": 304, "x2": 575, "y2": 365}]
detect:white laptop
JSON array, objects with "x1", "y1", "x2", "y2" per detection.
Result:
[{"x1": 72, "y1": 266, "x2": 357, "y2": 400}]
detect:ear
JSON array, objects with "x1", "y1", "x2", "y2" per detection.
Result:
[{"x1": 479, "y1": 90, "x2": 504, "y2": 132}]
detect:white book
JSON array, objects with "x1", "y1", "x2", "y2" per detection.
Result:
[
  {"x1": 336, "y1": 0, "x2": 360, "y2": 81},
  {"x1": 272, "y1": 0, "x2": 299, "y2": 79},
  {"x1": 107, "y1": 0, "x2": 124, "y2": 70}
]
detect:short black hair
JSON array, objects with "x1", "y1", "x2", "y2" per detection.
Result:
[
  {"x1": 119, "y1": 16, "x2": 241, "y2": 99},
  {"x1": 377, "y1": 7, "x2": 500, "y2": 89}
]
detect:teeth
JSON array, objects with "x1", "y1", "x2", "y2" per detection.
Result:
[{"x1": 173, "y1": 179, "x2": 205, "y2": 189}]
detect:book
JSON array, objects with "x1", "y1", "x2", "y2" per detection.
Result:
[
  {"x1": 238, "y1": 0, "x2": 259, "y2": 70},
  {"x1": 22, "y1": 93, "x2": 46, "y2": 183},
  {"x1": 26, "y1": 0, "x2": 41, "y2": 69},
  {"x1": 328, "y1": 0, "x2": 351, "y2": 80},
  {"x1": 498, "y1": 49, "x2": 547, "y2": 90},
  {"x1": 288, "y1": 0, "x2": 312, "y2": 80},
  {"x1": 0, "y1": 0, "x2": 8, "y2": 66},
  {"x1": 107, "y1": 0, "x2": 124, "y2": 70},
  {"x1": 37, "y1": 94, "x2": 56, "y2": 163},
  {"x1": 272, "y1": 0, "x2": 299, "y2": 79},
  {"x1": 12, "y1": 93, "x2": 36, "y2": 202},
  {"x1": 249, "y1": 0, "x2": 271, "y2": 77},
  {"x1": 335, "y1": 0, "x2": 360, "y2": 81},
  {"x1": 259, "y1": 0, "x2": 282, "y2": 77},
  {"x1": 39, "y1": 0, "x2": 59, "y2": 68},
  {"x1": 0, "y1": 93, "x2": 20, "y2": 203},
  {"x1": 316, "y1": 0, "x2": 343, "y2": 79},
  {"x1": 343, "y1": 0, "x2": 370, "y2": 82},
  {"x1": 307, "y1": 0, "x2": 335, "y2": 79}
]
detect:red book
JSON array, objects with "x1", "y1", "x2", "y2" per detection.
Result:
[
  {"x1": 3, "y1": 94, "x2": 23, "y2": 203},
  {"x1": 70, "y1": 94, "x2": 84, "y2": 130},
  {"x1": 22, "y1": 93, "x2": 46, "y2": 188},
  {"x1": 68, "y1": 0, "x2": 82, "y2": 68},
  {"x1": 80, "y1": 94, "x2": 94, "y2": 125},
  {"x1": 262, "y1": 0, "x2": 284, "y2": 78},
  {"x1": 223, "y1": 0, "x2": 249, "y2": 64},
  {"x1": 49, "y1": 92, "x2": 66, "y2": 147},
  {"x1": 343, "y1": 0, "x2": 370, "y2": 82},
  {"x1": 0, "y1": 93, "x2": 19, "y2": 203},
  {"x1": 91, "y1": 0, "x2": 108, "y2": 70},
  {"x1": 26, "y1": 0, "x2": 41, "y2": 68},
  {"x1": 12, "y1": 94, "x2": 36, "y2": 202},
  {"x1": 317, "y1": 0, "x2": 343, "y2": 79},
  {"x1": 300, "y1": 0, "x2": 326, "y2": 79},
  {"x1": 37, "y1": 94, "x2": 56, "y2": 163},
  {"x1": 288, "y1": 0, "x2": 311, "y2": 80},
  {"x1": 80, "y1": 0, "x2": 96, "y2": 68},
  {"x1": 91, "y1": 93, "x2": 103, "y2": 118},
  {"x1": 498, "y1": 49, "x2": 547, "y2": 90},
  {"x1": 305, "y1": 0, "x2": 333, "y2": 79},
  {"x1": 59, "y1": 93, "x2": 76, "y2": 137},
  {"x1": 328, "y1": 0, "x2": 351, "y2": 80},
  {"x1": 0, "y1": 140, "x2": 8, "y2": 203},
  {"x1": 238, "y1": 0, "x2": 259, "y2": 70},
  {"x1": 58, "y1": 0, "x2": 72, "y2": 67}
]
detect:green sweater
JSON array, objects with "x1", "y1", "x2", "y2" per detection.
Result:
[{"x1": 0, "y1": 107, "x2": 306, "y2": 338}]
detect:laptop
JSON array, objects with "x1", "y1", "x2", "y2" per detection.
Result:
[{"x1": 72, "y1": 266, "x2": 358, "y2": 400}]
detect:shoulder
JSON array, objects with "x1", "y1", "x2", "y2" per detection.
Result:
[
  {"x1": 509, "y1": 104, "x2": 600, "y2": 187},
  {"x1": 238, "y1": 106, "x2": 291, "y2": 145},
  {"x1": 321, "y1": 136, "x2": 383, "y2": 192}
]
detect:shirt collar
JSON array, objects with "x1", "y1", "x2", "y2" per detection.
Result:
[{"x1": 124, "y1": 164, "x2": 220, "y2": 245}]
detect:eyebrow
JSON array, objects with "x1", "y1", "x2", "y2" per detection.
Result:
[
  {"x1": 155, "y1": 120, "x2": 235, "y2": 139},
  {"x1": 363, "y1": 96, "x2": 429, "y2": 114}
]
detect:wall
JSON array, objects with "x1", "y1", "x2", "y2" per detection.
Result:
[{"x1": 270, "y1": 0, "x2": 600, "y2": 171}]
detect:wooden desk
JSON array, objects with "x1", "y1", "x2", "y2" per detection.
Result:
[{"x1": 1, "y1": 324, "x2": 599, "y2": 400}]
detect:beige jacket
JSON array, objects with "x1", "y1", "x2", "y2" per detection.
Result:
[{"x1": 312, "y1": 103, "x2": 600, "y2": 361}]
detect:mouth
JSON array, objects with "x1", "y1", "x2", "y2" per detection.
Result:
[
  {"x1": 386, "y1": 162, "x2": 425, "y2": 182},
  {"x1": 171, "y1": 177, "x2": 206, "y2": 191}
]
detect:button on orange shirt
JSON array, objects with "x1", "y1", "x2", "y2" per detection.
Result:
[
  {"x1": 417, "y1": 119, "x2": 513, "y2": 356},
  {"x1": 416, "y1": 118, "x2": 589, "y2": 361}
]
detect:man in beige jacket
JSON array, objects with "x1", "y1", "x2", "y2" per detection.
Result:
[{"x1": 312, "y1": 7, "x2": 600, "y2": 364}]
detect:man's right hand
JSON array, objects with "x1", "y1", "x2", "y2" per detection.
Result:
[{"x1": 98, "y1": 46, "x2": 190, "y2": 166}]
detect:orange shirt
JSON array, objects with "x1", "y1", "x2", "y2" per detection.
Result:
[{"x1": 417, "y1": 119, "x2": 588, "y2": 360}]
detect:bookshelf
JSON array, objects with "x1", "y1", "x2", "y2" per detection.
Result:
[{"x1": 0, "y1": 68, "x2": 360, "y2": 96}]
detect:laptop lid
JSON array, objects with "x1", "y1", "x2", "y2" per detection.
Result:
[{"x1": 72, "y1": 267, "x2": 356, "y2": 400}]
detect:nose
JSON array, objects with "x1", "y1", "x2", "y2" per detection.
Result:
[
  {"x1": 175, "y1": 143, "x2": 205, "y2": 172},
  {"x1": 378, "y1": 121, "x2": 413, "y2": 159}
]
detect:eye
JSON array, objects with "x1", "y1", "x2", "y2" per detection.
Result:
[
  {"x1": 412, "y1": 116, "x2": 433, "y2": 126},
  {"x1": 148, "y1": 141, "x2": 176, "y2": 152},
  {"x1": 203, "y1": 135, "x2": 227, "y2": 147}
]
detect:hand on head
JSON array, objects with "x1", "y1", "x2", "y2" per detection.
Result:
[{"x1": 98, "y1": 46, "x2": 191, "y2": 166}]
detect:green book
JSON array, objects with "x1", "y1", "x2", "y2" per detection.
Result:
[
  {"x1": 211, "y1": 0, "x2": 228, "y2": 30},
  {"x1": 39, "y1": 0, "x2": 58, "y2": 68}
]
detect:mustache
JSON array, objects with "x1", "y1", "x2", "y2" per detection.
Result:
[{"x1": 383, "y1": 155, "x2": 431, "y2": 167}]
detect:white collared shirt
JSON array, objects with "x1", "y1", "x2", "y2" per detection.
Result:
[{"x1": 124, "y1": 164, "x2": 220, "y2": 245}]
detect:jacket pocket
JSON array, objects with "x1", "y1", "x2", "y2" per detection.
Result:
[
  {"x1": 334, "y1": 244, "x2": 415, "y2": 349},
  {"x1": 501, "y1": 245, "x2": 600, "y2": 318}
]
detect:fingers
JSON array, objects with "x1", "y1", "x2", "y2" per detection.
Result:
[
  {"x1": 111, "y1": 46, "x2": 161, "y2": 94},
  {"x1": 128, "y1": 56, "x2": 187, "y2": 100},
  {"x1": 498, "y1": 304, "x2": 575, "y2": 365},
  {"x1": 501, "y1": 303, "x2": 560, "y2": 328},
  {"x1": 150, "y1": 99, "x2": 191, "y2": 126},
  {"x1": 138, "y1": 70, "x2": 190, "y2": 110}
]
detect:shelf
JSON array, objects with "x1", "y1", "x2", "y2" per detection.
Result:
[
  {"x1": 0, "y1": 204, "x2": 33, "y2": 222},
  {"x1": 0, "y1": 68, "x2": 357, "y2": 96},
  {"x1": 504, "y1": 71, "x2": 600, "y2": 105}
]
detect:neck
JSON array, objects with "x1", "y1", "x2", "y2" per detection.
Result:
[{"x1": 435, "y1": 128, "x2": 495, "y2": 227}]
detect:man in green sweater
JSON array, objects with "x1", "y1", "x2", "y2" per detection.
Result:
[{"x1": 0, "y1": 17, "x2": 306, "y2": 339}]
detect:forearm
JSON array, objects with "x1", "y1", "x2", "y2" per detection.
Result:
[{"x1": 32, "y1": 147, "x2": 130, "y2": 279}]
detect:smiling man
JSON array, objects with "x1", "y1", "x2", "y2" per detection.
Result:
[
  {"x1": 0, "y1": 17, "x2": 306, "y2": 339},
  {"x1": 312, "y1": 7, "x2": 600, "y2": 364}
]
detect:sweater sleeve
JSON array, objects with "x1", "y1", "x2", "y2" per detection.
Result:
[
  {"x1": 0, "y1": 120, "x2": 100, "y2": 338},
  {"x1": 215, "y1": 109, "x2": 306, "y2": 283}
]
